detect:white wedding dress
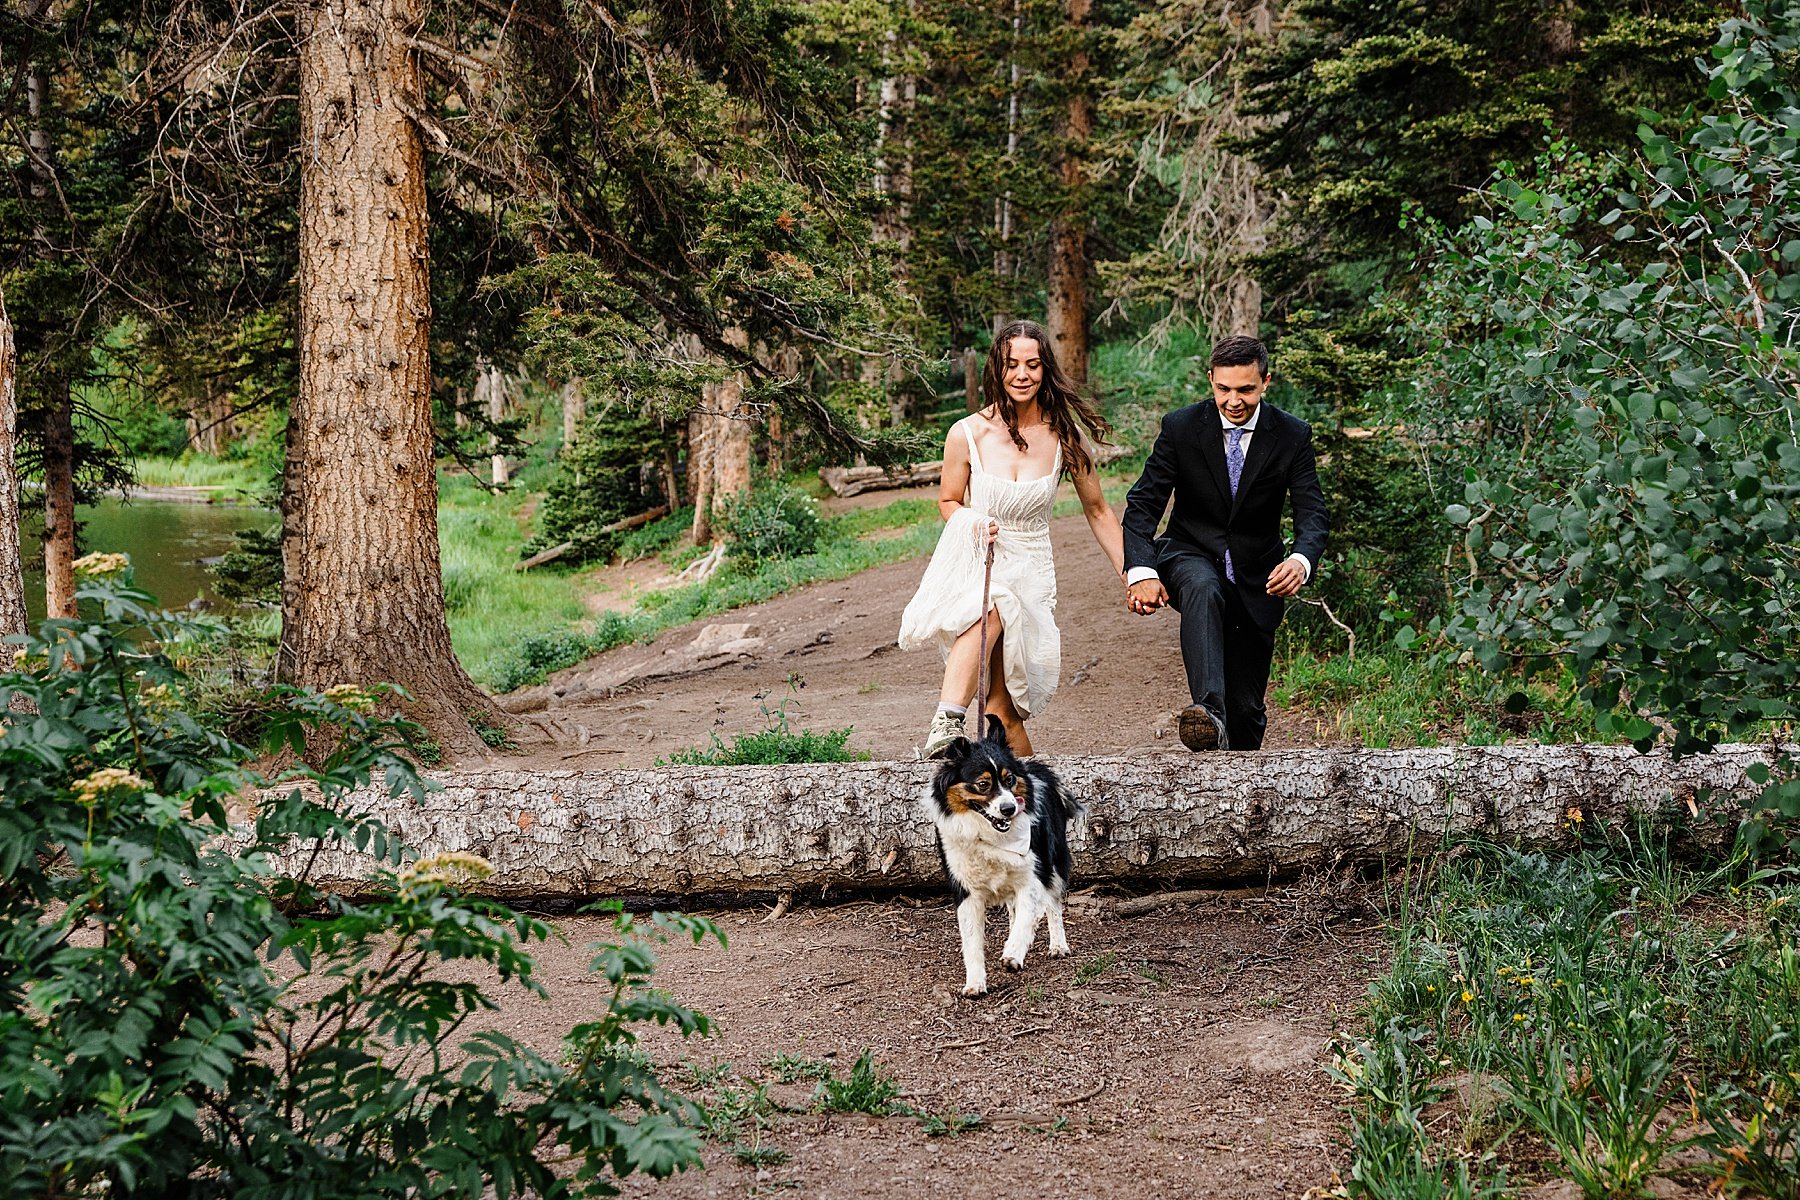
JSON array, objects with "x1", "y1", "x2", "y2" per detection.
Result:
[{"x1": 898, "y1": 418, "x2": 1062, "y2": 719}]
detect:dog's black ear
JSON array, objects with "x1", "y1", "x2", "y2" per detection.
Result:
[
  {"x1": 943, "y1": 736, "x2": 974, "y2": 762},
  {"x1": 983, "y1": 713, "x2": 1007, "y2": 746}
]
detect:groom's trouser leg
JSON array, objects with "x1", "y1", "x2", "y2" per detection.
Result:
[
  {"x1": 1159, "y1": 552, "x2": 1228, "y2": 725},
  {"x1": 1223, "y1": 617, "x2": 1275, "y2": 752}
]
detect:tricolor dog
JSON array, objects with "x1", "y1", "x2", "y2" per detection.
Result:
[{"x1": 927, "y1": 714, "x2": 1078, "y2": 996}]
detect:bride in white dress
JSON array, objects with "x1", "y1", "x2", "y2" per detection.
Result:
[{"x1": 899, "y1": 319, "x2": 1128, "y2": 757}]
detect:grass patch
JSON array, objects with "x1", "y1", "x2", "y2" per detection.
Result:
[
  {"x1": 481, "y1": 506, "x2": 944, "y2": 693},
  {"x1": 1270, "y1": 645, "x2": 1606, "y2": 749},
  {"x1": 438, "y1": 475, "x2": 595, "y2": 690},
  {"x1": 658, "y1": 691, "x2": 867, "y2": 766},
  {"x1": 131, "y1": 454, "x2": 270, "y2": 494},
  {"x1": 814, "y1": 1050, "x2": 902, "y2": 1116},
  {"x1": 1334, "y1": 835, "x2": 1800, "y2": 1198},
  {"x1": 1072, "y1": 950, "x2": 1118, "y2": 986}
]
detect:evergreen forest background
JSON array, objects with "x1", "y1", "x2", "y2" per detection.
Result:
[{"x1": 0, "y1": 0, "x2": 1793, "y2": 793}]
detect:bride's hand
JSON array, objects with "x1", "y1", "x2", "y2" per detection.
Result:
[{"x1": 969, "y1": 516, "x2": 998, "y2": 549}]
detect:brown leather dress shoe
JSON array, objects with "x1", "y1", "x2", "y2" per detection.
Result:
[{"x1": 1177, "y1": 705, "x2": 1228, "y2": 751}]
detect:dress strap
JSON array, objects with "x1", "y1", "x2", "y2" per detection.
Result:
[{"x1": 961, "y1": 419, "x2": 984, "y2": 475}]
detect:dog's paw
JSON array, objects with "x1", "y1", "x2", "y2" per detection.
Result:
[
  {"x1": 1001, "y1": 953, "x2": 1026, "y2": 972},
  {"x1": 1047, "y1": 942, "x2": 1072, "y2": 959},
  {"x1": 961, "y1": 981, "x2": 988, "y2": 998}
]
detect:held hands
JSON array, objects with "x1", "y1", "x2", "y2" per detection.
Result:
[
  {"x1": 1126, "y1": 578, "x2": 1168, "y2": 615},
  {"x1": 969, "y1": 515, "x2": 999, "y2": 550},
  {"x1": 1265, "y1": 557, "x2": 1307, "y2": 599}
]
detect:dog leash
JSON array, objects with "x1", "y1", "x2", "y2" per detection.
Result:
[{"x1": 973, "y1": 529, "x2": 996, "y2": 736}]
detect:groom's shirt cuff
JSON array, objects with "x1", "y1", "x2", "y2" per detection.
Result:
[{"x1": 1125, "y1": 554, "x2": 1312, "y2": 587}]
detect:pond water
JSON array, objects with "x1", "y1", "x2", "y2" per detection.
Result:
[{"x1": 23, "y1": 497, "x2": 275, "y2": 621}]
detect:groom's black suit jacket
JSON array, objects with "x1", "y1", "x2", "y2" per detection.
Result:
[{"x1": 1122, "y1": 402, "x2": 1330, "y2": 634}]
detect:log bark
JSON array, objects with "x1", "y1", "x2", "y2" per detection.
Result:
[
  {"x1": 282, "y1": 0, "x2": 499, "y2": 752},
  {"x1": 514, "y1": 506, "x2": 670, "y2": 570},
  {"x1": 258, "y1": 744, "x2": 1785, "y2": 901},
  {"x1": 0, "y1": 287, "x2": 24, "y2": 646},
  {"x1": 819, "y1": 460, "x2": 943, "y2": 497}
]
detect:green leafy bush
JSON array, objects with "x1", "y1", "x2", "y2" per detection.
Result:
[
  {"x1": 1406, "y1": 3, "x2": 1800, "y2": 837},
  {"x1": 717, "y1": 482, "x2": 821, "y2": 570},
  {"x1": 0, "y1": 582, "x2": 720, "y2": 1197}
]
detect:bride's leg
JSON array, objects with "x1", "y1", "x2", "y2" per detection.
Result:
[
  {"x1": 982, "y1": 633, "x2": 1032, "y2": 756},
  {"x1": 939, "y1": 609, "x2": 1004, "y2": 707}
]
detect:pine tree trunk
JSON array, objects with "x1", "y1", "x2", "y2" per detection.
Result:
[
  {"x1": 1045, "y1": 0, "x2": 1092, "y2": 384},
  {"x1": 964, "y1": 347, "x2": 981, "y2": 413},
  {"x1": 688, "y1": 409, "x2": 714, "y2": 543},
  {"x1": 283, "y1": 0, "x2": 498, "y2": 753},
  {"x1": 0, "y1": 288, "x2": 25, "y2": 645},
  {"x1": 259, "y1": 745, "x2": 1781, "y2": 900},
  {"x1": 41, "y1": 392, "x2": 75, "y2": 620},
  {"x1": 24, "y1": 7, "x2": 74, "y2": 622},
  {"x1": 560, "y1": 379, "x2": 584, "y2": 451},
  {"x1": 483, "y1": 362, "x2": 509, "y2": 486},
  {"x1": 709, "y1": 373, "x2": 752, "y2": 507}
]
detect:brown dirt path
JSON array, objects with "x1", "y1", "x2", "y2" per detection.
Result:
[
  {"x1": 494, "y1": 488, "x2": 1339, "y2": 767},
  {"x1": 481, "y1": 886, "x2": 1379, "y2": 1199}
]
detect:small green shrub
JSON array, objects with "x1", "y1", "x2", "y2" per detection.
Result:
[
  {"x1": 814, "y1": 1050, "x2": 901, "y2": 1116},
  {"x1": 0, "y1": 581, "x2": 720, "y2": 1197},
  {"x1": 658, "y1": 693, "x2": 864, "y2": 766},
  {"x1": 717, "y1": 483, "x2": 821, "y2": 570},
  {"x1": 532, "y1": 405, "x2": 678, "y2": 564},
  {"x1": 210, "y1": 526, "x2": 283, "y2": 606}
]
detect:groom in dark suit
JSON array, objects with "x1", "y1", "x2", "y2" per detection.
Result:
[{"x1": 1121, "y1": 335, "x2": 1330, "y2": 751}]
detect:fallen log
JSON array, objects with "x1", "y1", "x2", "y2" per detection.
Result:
[
  {"x1": 259, "y1": 744, "x2": 1785, "y2": 901},
  {"x1": 514, "y1": 506, "x2": 670, "y2": 570},
  {"x1": 819, "y1": 461, "x2": 942, "y2": 497}
]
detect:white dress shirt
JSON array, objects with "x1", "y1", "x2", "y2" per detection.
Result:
[{"x1": 1124, "y1": 405, "x2": 1314, "y2": 587}]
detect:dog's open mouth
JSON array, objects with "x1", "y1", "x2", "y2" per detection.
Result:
[{"x1": 986, "y1": 813, "x2": 1013, "y2": 833}]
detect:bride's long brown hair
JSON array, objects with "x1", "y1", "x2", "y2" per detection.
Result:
[{"x1": 980, "y1": 320, "x2": 1112, "y2": 478}]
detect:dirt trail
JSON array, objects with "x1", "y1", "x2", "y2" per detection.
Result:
[
  {"x1": 495, "y1": 487, "x2": 1337, "y2": 767},
  {"x1": 461, "y1": 492, "x2": 1390, "y2": 1196},
  {"x1": 471, "y1": 888, "x2": 1378, "y2": 1199}
]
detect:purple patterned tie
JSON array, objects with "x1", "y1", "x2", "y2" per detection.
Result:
[{"x1": 1224, "y1": 426, "x2": 1245, "y2": 583}]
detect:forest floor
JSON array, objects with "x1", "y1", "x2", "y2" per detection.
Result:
[
  {"x1": 478, "y1": 487, "x2": 1380, "y2": 1196},
  {"x1": 468, "y1": 884, "x2": 1388, "y2": 1200},
  {"x1": 493, "y1": 483, "x2": 1346, "y2": 769}
]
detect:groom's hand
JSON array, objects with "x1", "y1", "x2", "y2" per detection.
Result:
[
  {"x1": 1266, "y1": 558, "x2": 1307, "y2": 598},
  {"x1": 1126, "y1": 579, "x2": 1168, "y2": 614}
]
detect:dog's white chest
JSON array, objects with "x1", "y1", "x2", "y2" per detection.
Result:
[{"x1": 940, "y1": 815, "x2": 1034, "y2": 898}]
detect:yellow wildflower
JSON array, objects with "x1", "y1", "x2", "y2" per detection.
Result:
[
  {"x1": 72, "y1": 767, "x2": 148, "y2": 806},
  {"x1": 1513, "y1": 1013, "x2": 1525, "y2": 1023},
  {"x1": 73, "y1": 551, "x2": 131, "y2": 577},
  {"x1": 1461, "y1": 990, "x2": 1475, "y2": 1004},
  {"x1": 322, "y1": 683, "x2": 377, "y2": 713},
  {"x1": 1517, "y1": 977, "x2": 1536, "y2": 987},
  {"x1": 1565, "y1": 805, "x2": 1584, "y2": 825},
  {"x1": 398, "y1": 851, "x2": 495, "y2": 890}
]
